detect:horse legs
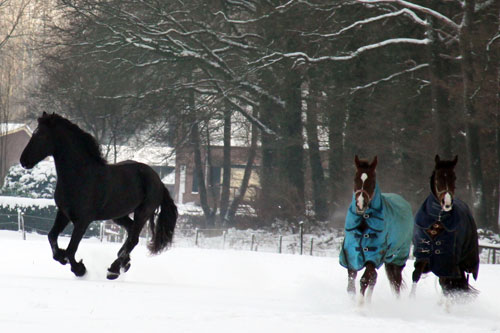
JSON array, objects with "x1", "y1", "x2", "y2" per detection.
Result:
[
  {"x1": 347, "y1": 269, "x2": 357, "y2": 296},
  {"x1": 48, "y1": 210, "x2": 70, "y2": 265},
  {"x1": 107, "y1": 213, "x2": 148, "y2": 280},
  {"x1": 359, "y1": 262, "x2": 377, "y2": 304},
  {"x1": 410, "y1": 261, "x2": 427, "y2": 297},
  {"x1": 65, "y1": 220, "x2": 91, "y2": 277},
  {"x1": 385, "y1": 263, "x2": 404, "y2": 296}
]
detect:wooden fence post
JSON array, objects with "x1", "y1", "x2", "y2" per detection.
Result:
[
  {"x1": 299, "y1": 221, "x2": 304, "y2": 255},
  {"x1": 195, "y1": 228, "x2": 199, "y2": 247},
  {"x1": 278, "y1": 235, "x2": 283, "y2": 254},
  {"x1": 251, "y1": 234, "x2": 255, "y2": 251},
  {"x1": 310, "y1": 238, "x2": 314, "y2": 256},
  {"x1": 21, "y1": 213, "x2": 26, "y2": 240}
]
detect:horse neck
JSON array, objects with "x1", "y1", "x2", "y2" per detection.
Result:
[{"x1": 52, "y1": 137, "x2": 103, "y2": 177}]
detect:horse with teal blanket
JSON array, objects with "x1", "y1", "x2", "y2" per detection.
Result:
[{"x1": 340, "y1": 156, "x2": 413, "y2": 304}]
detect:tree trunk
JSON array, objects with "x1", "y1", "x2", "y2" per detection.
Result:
[
  {"x1": 226, "y1": 117, "x2": 258, "y2": 226},
  {"x1": 205, "y1": 130, "x2": 219, "y2": 227},
  {"x1": 278, "y1": 69, "x2": 305, "y2": 220},
  {"x1": 259, "y1": 95, "x2": 279, "y2": 223},
  {"x1": 427, "y1": 17, "x2": 453, "y2": 157},
  {"x1": 219, "y1": 108, "x2": 232, "y2": 224},
  {"x1": 327, "y1": 89, "x2": 347, "y2": 220},
  {"x1": 459, "y1": 0, "x2": 487, "y2": 228},
  {"x1": 304, "y1": 77, "x2": 327, "y2": 221}
]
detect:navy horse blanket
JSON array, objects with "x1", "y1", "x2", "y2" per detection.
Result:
[
  {"x1": 413, "y1": 194, "x2": 479, "y2": 279},
  {"x1": 340, "y1": 184, "x2": 413, "y2": 271}
]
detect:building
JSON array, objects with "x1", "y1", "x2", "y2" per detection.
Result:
[
  {"x1": 108, "y1": 145, "x2": 176, "y2": 193},
  {"x1": 0, "y1": 124, "x2": 32, "y2": 187},
  {"x1": 174, "y1": 145, "x2": 261, "y2": 206}
]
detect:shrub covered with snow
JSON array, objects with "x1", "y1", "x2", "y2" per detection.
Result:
[{"x1": 1, "y1": 161, "x2": 56, "y2": 198}]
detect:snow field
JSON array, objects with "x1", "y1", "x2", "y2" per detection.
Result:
[{"x1": 0, "y1": 230, "x2": 499, "y2": 333}]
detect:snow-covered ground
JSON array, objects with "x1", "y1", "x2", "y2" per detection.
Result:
[{"x1": 0, "y1": 230, "x2": 499, "y2": 333}]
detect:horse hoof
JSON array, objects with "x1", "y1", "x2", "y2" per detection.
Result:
[
  {"x1": 53, "y1": 250, "x2": 68, "y2": 265},
  {"x1": 122, "y1": 262, "x2": 131, "y2": 273},
  {"x1": 71, "y1": 261, "x2": 86, "y2": 277},
  {"x1": 107, "y1": 270, "x2": 120, "y2": 280}
]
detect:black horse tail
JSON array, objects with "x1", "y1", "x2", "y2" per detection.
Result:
[
  {"x1": 148, "y1": 187, "x2": 178, "y2": 254},
  {"x1": 440, "y1": 273, "x2": 479, "y2": 296}
]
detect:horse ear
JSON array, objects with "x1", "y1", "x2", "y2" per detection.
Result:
[
  {"x1": 452, "y1": 155, "x2": 458, "y2": 167},
  {"x1": 370, "y1": 156, "x2": 378, "y2": 170},
  {"x1": 435, "y1": 154, "x2": 441, "y2": 165},
  {"x1": 354, "y1": 155, "x2": 360, "y2": 167},
  {"x1": 42, "y1": 111, "x2": 48, "y2": 117}
]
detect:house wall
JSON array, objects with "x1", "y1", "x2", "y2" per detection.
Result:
[
  {"x1": 0, "y1": 129, "x2": 31, "y2": 186},
  {"x1": 174, "y1": 146, "x2": 261, "y2": 205}
]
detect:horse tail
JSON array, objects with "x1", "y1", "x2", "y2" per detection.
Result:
[
  {"x1": 148, "y1": 187, "x2": 178, "y2": 254},
  {"x1": 440, "y1": 273, "x2": 479, "y2": 296}
]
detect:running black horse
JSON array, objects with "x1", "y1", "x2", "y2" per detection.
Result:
[
  {"x1": 411, "y1": 155, "x2": 479, "y2": 297},
  {"x1": 20, "y1": 112, "x2": 177, "y2": 279}
]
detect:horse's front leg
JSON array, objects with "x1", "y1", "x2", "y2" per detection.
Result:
[
  {"x1": 347, "y1": 269, "x2": 358, "y2": 296},
  {"x1": 65, "y1": 220, "x2": 91, "y2": 277},
  {"x1": 359, "y1": 262, "x2": 377, "y2": 305},
  {"x1": 410, "y1": 261, "x2": 427, "y2": 297},
  {"x1": 48, "y1": 211, "x2": 70, "y2": 265}
]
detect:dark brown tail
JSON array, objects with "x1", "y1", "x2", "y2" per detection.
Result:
[
  {"x1": 148, "y1": 187, "x2": 178, "y2": 254},
  {"x1": 439, "y1": 273, "x2": 479, "y2": 297}
]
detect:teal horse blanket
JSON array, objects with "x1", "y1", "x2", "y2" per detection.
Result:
[{"x1": 339, "y1": 184, "x2": 413, "y2": 271}]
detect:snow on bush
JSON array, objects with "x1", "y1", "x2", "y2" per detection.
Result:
[{"x1": 1, "y1": 161, "x2": 56, "y2": 198}]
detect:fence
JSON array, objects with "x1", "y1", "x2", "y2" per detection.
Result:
[
  {"x1": 479, "y1": 243, "x2": 500, "y2": 264},
  {"x1": 180, "y1": 225, "x2": 343, "y2": 257},
  {"x1": 2, "y1": 213, "x2": 499, "y2": 263}
]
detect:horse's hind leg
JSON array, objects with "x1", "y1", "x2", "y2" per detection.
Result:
[
  {"x1": 347, "y1": 269, "x2": 357, "y2": 296},
  {"x1": 360, "y1": 262, "x2": 377, "y2": 304},
  {"x1": 385, "y1": 263, "x2": 404, "y2": 296},
  {"x1": 107, "y1": 213, "x2": 148, "y2": 280}
]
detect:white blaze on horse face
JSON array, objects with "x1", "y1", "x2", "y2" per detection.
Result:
[
  {"x1": 361, "y1": 173, "x2": 368, "y2": 182},
  {"x1": 443, "y1": 192, "x2": 452, "y2": 211},
  {"x1": 357, "y1": 173, "x2": 368, "y2": 210},
  {"x1": 357, "y1": 194, "x2": 365, "y2": 210}
]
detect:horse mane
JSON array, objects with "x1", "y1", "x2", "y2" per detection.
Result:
[{"x1": 39, "y1": 113, "x2": 107, "y2": 165}]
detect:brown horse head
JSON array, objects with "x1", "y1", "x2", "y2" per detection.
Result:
[
  {"x1": 432, "y1": 155, "x2": 458, "y2": 212},
  {"x1": 354, "y1": 155, "x2": 377, "y2": 215}
]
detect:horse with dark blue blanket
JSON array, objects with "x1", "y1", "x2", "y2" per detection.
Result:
[
  {"x1": 411, "y1": 155, "x2": 479, "y2": 297},
  {"x1": 340, "y1": 156, "x2": 413, "y2": 304}
]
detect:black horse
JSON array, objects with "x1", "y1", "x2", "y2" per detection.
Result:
[
  {"x1": 20, "y1": 112, "x2": 178, "y2": 279},
  {"x1": 411, "y1": 155, "x2": 479, "y2": 297}
]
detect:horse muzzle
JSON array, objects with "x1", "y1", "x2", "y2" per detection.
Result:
[
  {"x1": 20, "y1": 159, "x2": 35, "y2": 169},
  {"x1": 440, "y1": 192, "x2": 453, "y2": 212}
]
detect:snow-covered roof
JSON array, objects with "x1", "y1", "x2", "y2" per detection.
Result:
[
  {"x1": 103, "y1": 145, "x2": 175, "y2": 167},
  {"x1": 0, "y1": 123, "x2": 32, "y2": 136}
]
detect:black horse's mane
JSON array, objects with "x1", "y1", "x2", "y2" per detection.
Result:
[{"x1": 40, "y1": 113, "x2": 107, "y2": 165}]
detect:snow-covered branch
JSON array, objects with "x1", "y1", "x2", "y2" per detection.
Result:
[
  {"x1": 301, "y1": 8, "x2": 428, "y2": 39},
  {"x1": 259, "y1": 37, "x2": 430, "y2": 64},
  {"x1": 358, "y1": 0, "x2": 460, "y2": 31},
  {"x1": 350, "y1": 63, "x2": 429, "y2": 93}
]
